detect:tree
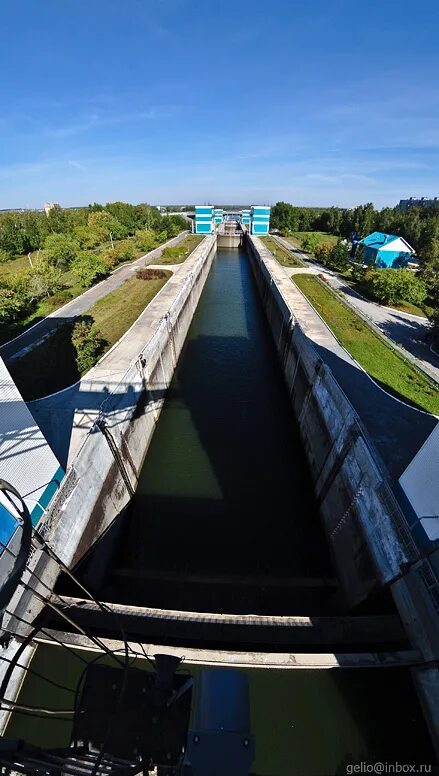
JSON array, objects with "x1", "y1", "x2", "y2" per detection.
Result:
[
  {"x1": 71, "y1": 316, "x2": 107, "y2": 373},
  {"x1": 46, "y1": 207, "x2": 73, "y2": 234},
  {"x1": 327, "y1": 240, "x2": 350, "y2": 271},
  {"x1": 71, "y1": 252, "x2": 107, "y2": 286},
  {"x1": 0, "y1": 214, "x2": 26, "y2": 255},
  {"x1": 26, "y1": 262, "x2": 63, "y2": 299},
  {"x1": 301, "y1": 234, "x2": 320, "y2": 254},
  {"x1": 87, "y1": 210, "x2": 128, "y2": 241},
  {"x1": 73, "y1": 225, "x2": 104, "y2": 249},
  {"x1": 0, "y1": 283, "x2": 29, "y2": 323},
  {"x1": 43, "y1": 233, "x2": 80, "y2": 269}
]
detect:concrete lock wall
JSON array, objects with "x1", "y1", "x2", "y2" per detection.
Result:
[
  {"x1": 245, "y1": 234, "x2": 417, "y2": 608},
  {"x1": 5, "y1": 235, "x2": 217, "y2": 636}
]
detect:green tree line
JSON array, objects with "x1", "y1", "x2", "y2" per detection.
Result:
[
  {"x1": 0, "y1": 202, "x2": 187, "y2": 335},
  {"x1": 271, "y1": 201, "x2": 439, "y2": 344}
]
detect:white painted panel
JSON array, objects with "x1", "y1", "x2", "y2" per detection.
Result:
[
  {"x1": 380, "y1": 237, "x2": 412, "y2": 252},
  {"x1": 399, "y1": 423, "x2": 439, "y2": 539},
  {"x1": 0, "y1": 357, "x2": 62, "y2": 519}
]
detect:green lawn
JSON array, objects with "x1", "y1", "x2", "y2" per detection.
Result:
[
  {"x1": 291, "y1": 231, "x2": 338, "y2": 250},
  {"x1": 9, "y1": 272, "x2": 171, "y2": 401},
  {"x1": 158, "y1": 234, "x2": 204, "y2": 264},
  {"x1": 260, "y1": 236, "x2": 305, "y2": 267},
  {"x1": 293, "y1": 274, "x2": 439, "y2": 415}
]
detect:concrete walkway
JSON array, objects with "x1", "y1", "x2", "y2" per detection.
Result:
[
  {"x1": 274, "y1": 235, "x2": 439, "y2": 384},
  {"x1": 0, "y1": 232, "x2": 189, "y2": 361},
  {"x1": 28, "y1": 239, "x2": 213, "y2": 468},
  {"x1": 254, "y1": 237, "x2": 437, "y2": 481}
]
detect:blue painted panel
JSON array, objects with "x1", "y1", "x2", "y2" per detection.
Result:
[
  {"x1": 195, "y1": 223, "x2": 213, "y2": 234},
  {"x1": 29, "y1": 465, "x2": 64, "y2": 525},
  {"x1": 252, "y1": 223, "x2": 269, "y2": 234},
  {"x1": 0, "y1": 503, "x2": 18, "y2": 548},
  {"x1": 376, "y1": 249, "x2": 411, "y2": 269}
]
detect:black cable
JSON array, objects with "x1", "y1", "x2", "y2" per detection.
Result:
[
  {"x1": 4, "y1": 610, "x2": 88, "y2": 665},
  {"x1": 0, "y1": 481, "x2": 32, "y2": 619}
]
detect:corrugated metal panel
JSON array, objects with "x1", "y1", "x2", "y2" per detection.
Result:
[
  {"x1": 0, "y1": 357, "x2": 64, "y2": 537},
  {"x1": 399, "y1": 423, "x2": 439, "y2": 542}
]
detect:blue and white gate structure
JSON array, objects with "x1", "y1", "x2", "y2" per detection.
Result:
[
  {"x1": 241, "y1": 209, "x2": 251, "y2": 228},
  {"x1": 251, "y1": 206, "x2": 270, "y2": 235},
  {"x1": 213, "y1": 208, "x2": 224, "y2": 224},
  {"x1": 0, "y1": 356, "x2": 64, "y2": 553},
  {"x1": 195, "y1": 206, "x2": 214, "y2": 234}
]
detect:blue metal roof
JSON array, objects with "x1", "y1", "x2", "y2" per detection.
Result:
[{"x1": 360, "y1": 232, "x2": 400, "y2": 248}]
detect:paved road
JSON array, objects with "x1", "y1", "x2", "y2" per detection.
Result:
[
  {"x1": 0, "y1": 231, "x2": 189, "y2": 361},
  {"x1": 274, "y1": 235, "x2": 439, "y2": 384}
]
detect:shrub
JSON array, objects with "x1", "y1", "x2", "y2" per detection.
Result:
[
  {"x1": 0, "y1": 249, "x2": 11, "y2": 263},
  {"x1": 365, "y1": 269, "x2": 427, "y2": 306},
  {"x1": 134, "y1": 230, "x2": 158, "y2": 253},
  {"x1": 71, "y1": 316, "x2": 107, "y2": 373},
  {"x1": 109, "y1": 239, "x2": 137, "y2": 265},
  {"x1": 136, "y1": 268, "x2": 168, "y2": 280},
  {"x1": 301, "y1": 234, "x2": 320, "y2": 254},
  {"x1": 71, "y1": 252, "x2": 107, "y2": 286},
  {"x1": 314, "y1": 243, "x2": 331, "y2": 264}
]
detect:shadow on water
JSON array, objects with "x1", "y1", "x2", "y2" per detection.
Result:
[{"x1": 77, "y1": 248, "x2": 336, "y2": 614}]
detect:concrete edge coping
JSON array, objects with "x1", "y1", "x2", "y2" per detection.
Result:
[{"x1": 35, "y1": 633, "x2": 421, "y2": 670}]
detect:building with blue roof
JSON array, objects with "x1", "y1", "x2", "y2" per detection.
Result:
[{"x1": 359, "y1": 232, "x2": 415, "y2": 269}]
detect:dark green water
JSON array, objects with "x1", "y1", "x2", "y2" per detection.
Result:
[
  {"x1": 7, "y1": 645, "x2": 436, "y2": 775},
  {"x1": 112, "y1": 247, "x2": 333, "y2": 613}
]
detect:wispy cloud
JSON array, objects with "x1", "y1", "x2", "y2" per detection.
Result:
[
  {"x1": 43, "y1": 106, "x2": 176, "y2": 138},
  {"x1": 68, "y1": 159, "x2": 87, "y2": 171}
]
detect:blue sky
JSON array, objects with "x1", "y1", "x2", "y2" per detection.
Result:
[{"x1": 1, "y1": 0, "x2": 439, "y2": 209}]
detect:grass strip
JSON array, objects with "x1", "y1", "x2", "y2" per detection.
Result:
[
  {"x1": 293, "y1": 274, "x2": 439, "y2": 415},
  {"x1": 9, "y1": 272, "x2": 171, "y2": 400},
  {"x1": 158, "y1": 234, "x2": 204, "y2": 264},
  {"x1": 260, "y1": 236, "x2": 305, "y2": 268}
]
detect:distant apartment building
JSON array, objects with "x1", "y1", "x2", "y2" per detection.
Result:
[
  {"x1": 398, "y1": 197, "x2": 439, "y2": 211},
  {"x1": 44, "y1": 201, "x2": 61, "y2": 215}
]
